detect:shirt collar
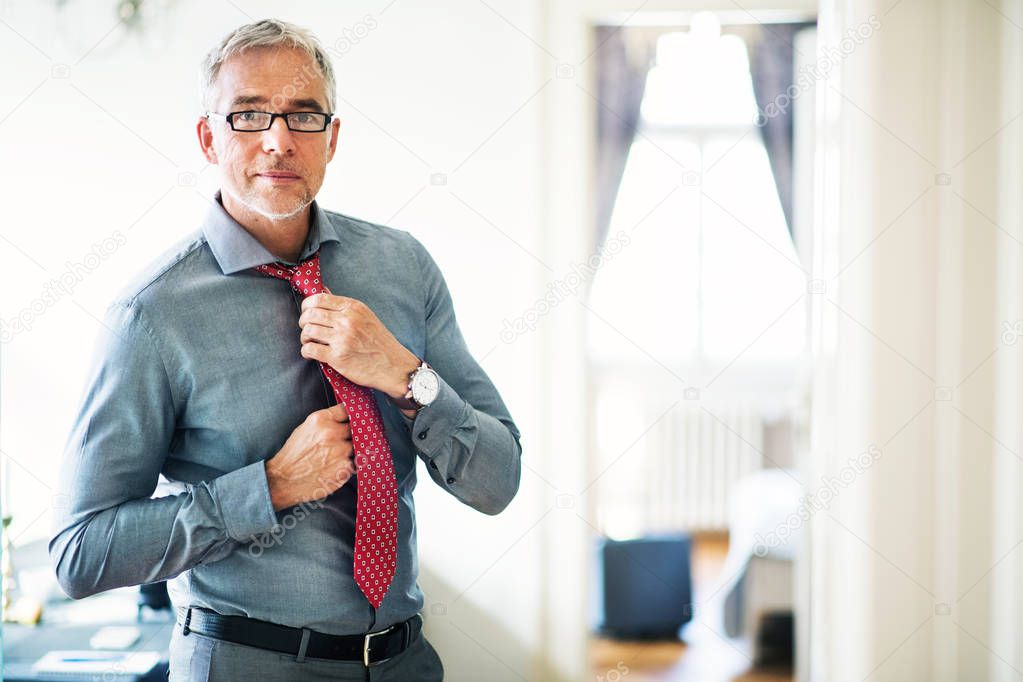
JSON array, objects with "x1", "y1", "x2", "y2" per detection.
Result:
[{"x1": 202, "y1": 189, "x2": 341, "y2": 275}]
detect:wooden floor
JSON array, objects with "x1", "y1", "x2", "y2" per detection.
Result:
[{"x1": 589, "y1": 533, "x2": 794, "y2": 682}]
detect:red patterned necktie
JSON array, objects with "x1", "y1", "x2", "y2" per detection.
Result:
[{"x1": 254, "y1": 251, "x2": 398, "y2": 609}]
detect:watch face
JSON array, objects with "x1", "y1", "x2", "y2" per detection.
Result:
[{"x1": 412, "y1": 369, "x2": 440, "y2": 404}]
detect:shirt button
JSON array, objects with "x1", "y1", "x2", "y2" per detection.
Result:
[
  {"x1": 417, "y1": 428, "x2": 429, "y2": 440},
  {"x1": 446, "y1": 477, "x2": 455, "y2": 484},
  {"x1": 429, "y1": 460, "x2": 438, "y2": 469}
]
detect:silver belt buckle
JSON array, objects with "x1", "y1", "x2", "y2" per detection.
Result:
[{"x1": 363, "y1": 623, "x2": 395, "y2": 667}]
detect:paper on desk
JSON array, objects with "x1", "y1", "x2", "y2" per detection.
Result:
[
  {"x1": 32, "y1": 650, "x2": 161, "y2": 675},
  {"x1": 90, "y1": 625, "x2": 142, "y2": 649}
]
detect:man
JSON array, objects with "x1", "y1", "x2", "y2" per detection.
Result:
[{"x1": 48, "y1": 18, "x2": 522, "y2": 681}]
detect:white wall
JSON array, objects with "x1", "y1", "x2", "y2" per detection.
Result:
[
  {"x1": 992, "y1": 4, "x2": 1023, "y2": 679},
  {"x1": 0, "y1": 1, "x2": 573, "y2": 679},
  {"x1": 808, "y1": 0, "x2": 1015, "y2": 679}
]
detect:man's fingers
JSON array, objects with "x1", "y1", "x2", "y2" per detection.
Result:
[
  {"x1": 326, "y1": 402, "x2": 349, "y2": 422},
  {"x1": 300, "y1": 325, "x2": 332, "y2": 346},
  {"x1": 298, "y1": 306, "x2": 334, "y2": 329},
  {"x1": 300, "y1": 292, "x2": 352, "y2": 313}
]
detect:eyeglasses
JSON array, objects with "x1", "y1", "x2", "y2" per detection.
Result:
[{"x1": 205, "y1": 110, "x2": 335, "y2": 132}]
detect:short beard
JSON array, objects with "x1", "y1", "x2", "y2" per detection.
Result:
[{"x1": 222, "y1": 182, "x2": 313, "y2": 222}]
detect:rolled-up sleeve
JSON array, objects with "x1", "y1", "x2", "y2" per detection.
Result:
[
  {"x1": 48, "y1": 298, "x2": 279, "y2": 600},
  {"x1": 399, "y1": 235, "x2": 522, "y2": 515}
]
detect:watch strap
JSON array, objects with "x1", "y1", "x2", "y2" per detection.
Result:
[{"x1": 390, "y1": 393, "x2": 421, "y2": 410}]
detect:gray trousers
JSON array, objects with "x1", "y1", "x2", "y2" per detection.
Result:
[{"x1": 167, "y1": 616, "x2": 444, "y2": 681}]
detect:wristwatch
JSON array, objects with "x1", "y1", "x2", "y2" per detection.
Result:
[{"x1": 390, "y1": 360, "x2": 440, "y2": 410}]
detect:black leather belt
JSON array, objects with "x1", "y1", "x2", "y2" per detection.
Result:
[{"x1": 177, "y1": 606, "x2": 422, "y2": 666}]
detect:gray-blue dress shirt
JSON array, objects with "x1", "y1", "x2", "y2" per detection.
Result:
[{"x1": 48, "y1": 190, "x2": 522, "y2": 634}]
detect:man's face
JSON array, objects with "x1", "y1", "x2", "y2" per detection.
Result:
[{"x1": 198, "y1": 46, "x2": 340, "y2": 220}]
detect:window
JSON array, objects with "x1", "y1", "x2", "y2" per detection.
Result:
[{"x1": 587, "y1": 14, "x2": 806, "y2": 387}]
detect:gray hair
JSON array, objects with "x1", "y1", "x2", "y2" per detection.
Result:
[{"x1": 200, "y1": 19, "x2": 336, "y2": 113}]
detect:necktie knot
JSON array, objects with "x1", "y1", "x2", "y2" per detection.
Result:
[{"x1": 254, "y1": 252, "x2": 324, "y2": 297}]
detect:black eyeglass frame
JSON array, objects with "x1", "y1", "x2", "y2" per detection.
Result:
[{"x1": 205, "y1": 110, "x2": 336, "y2": 133}]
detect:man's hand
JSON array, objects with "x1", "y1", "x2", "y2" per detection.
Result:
[
  {"x1": 265, "y1": 403, "x2": 354, "y2": 511},
  {"x1": 297, "y1": 292, "x2": 421, "y2": 408}
]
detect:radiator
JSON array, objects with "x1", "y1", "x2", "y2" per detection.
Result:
[{"x1": 591, "y1": 376, "x2": 765, "y2": 535}]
